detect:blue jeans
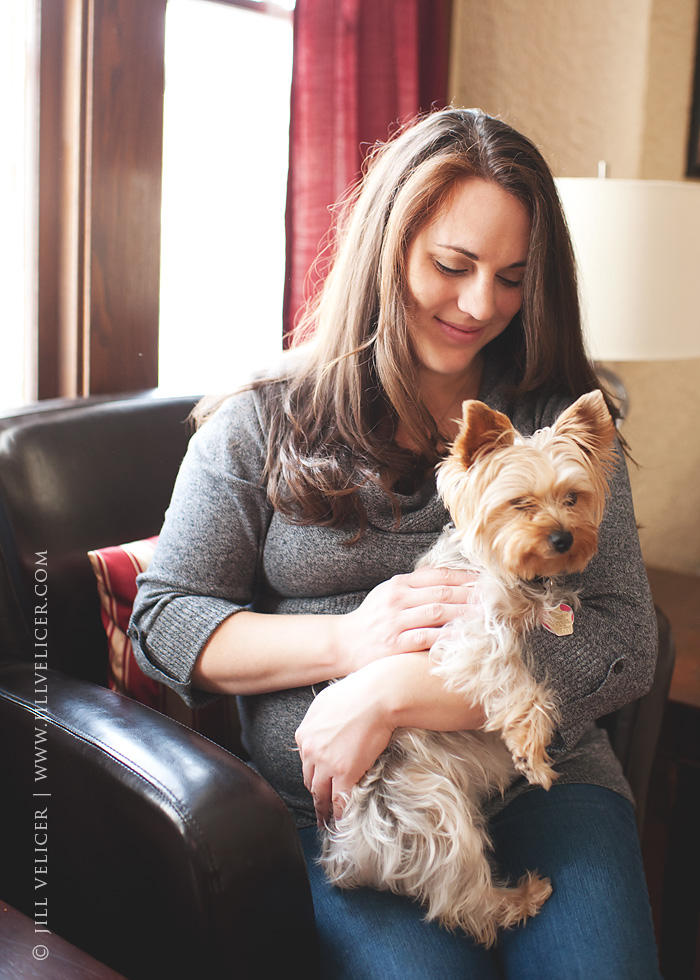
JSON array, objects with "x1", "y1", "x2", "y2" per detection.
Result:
[{"x1": 298, "y1": 784, "x2": 661, "y2": 979}]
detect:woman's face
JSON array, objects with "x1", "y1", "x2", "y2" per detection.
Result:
[{"x1": 404, "y1": 177, "x2": 531, "y2": 389}]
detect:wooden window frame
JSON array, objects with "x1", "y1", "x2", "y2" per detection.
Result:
[
  {"x1": 37, "y1": 0, "x2": 167, "y2": 398},
  {"x1": 36, "y1": 0, "x2": 291, "y2": 399}
]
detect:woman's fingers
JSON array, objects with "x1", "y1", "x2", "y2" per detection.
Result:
[
  {"x1": 303, "y1": 772, "x2": 350, "y2": 829},
  {"x1": 312, "y1": 780, "x2": 333, "y2": 828},
  {"x1": 340, "y1": 567, "x2": 482, "y2": 671},
  {"x1": 403, "y1": 564, "x2": 478, "y2": 589},
  {"x1": 387, "y1": 568, "x2": 478, "y2": 612},
  {"x1": 299, "y1": 744, "x2": 332, "y2": 827}
]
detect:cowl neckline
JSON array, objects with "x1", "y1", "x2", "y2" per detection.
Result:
[{"x1": 359, "y1": 352, "x2": 510, "y2": 533}]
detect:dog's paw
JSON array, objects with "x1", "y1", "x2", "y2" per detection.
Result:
[
  {"x1": 507, "y1": 734, "x2": 558, "y2": 788},
  {"x1": 513, "y1": 753, "x2": 558, "y2": 789},
  {"x1": 503, "y1": 702, "x2": 557, "y2": 789}
]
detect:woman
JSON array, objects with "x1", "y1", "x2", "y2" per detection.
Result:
[{"x1": 130, "y1": 108, "x2": 660, "y2": 978}]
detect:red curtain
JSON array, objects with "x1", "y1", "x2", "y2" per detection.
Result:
[{"x1": 283, "y1": 0, "x2": 453, "y2": 338}]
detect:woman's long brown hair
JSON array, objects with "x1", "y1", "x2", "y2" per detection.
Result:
[{"x1": 196, "y1": 108, "x2": 604, "y2": 538}]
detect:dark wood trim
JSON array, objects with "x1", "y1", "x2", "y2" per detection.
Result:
[
  {"x1": 37, "y1": 0, "x2": 166, "y2": 398},
  {"x1": 85, "y1": 0, "x2": 166, "y2": 394},
  {"x1": 36, "y1": 0, "x2": 72, "y2": 399},
  {"x1": 687, "y1": 8, "x2": 700, "y2": 177},
  {"x1": 37, "y1": 0, "x2": 96, "y2": 398}
]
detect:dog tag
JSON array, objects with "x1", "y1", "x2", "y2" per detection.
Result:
[{"x1": 542, "y1": 604, "x2": 574, "y2": 636}]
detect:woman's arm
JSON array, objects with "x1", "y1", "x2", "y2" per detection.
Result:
[
  {"x1": 130, "y1": 390, "x2": 480, "y2": 716},
  {"x1": 191, "y1": 565, "x2": 480, "y2": 695},
  {"x1": 129, "y1": 391, "x2": 275, "y2": 707}
]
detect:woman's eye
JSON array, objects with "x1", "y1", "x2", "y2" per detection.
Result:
[
  {"x1": 563, "y1": 492, "x2": 578, "y2": 507},
  {"x1": 435, "y1": 261, "x2": 466, "y2": 277},
  {"x1": 498, "y1": 276, "x2": 524, "y2": 289}
]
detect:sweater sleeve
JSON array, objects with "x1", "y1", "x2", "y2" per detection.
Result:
[
  {"x1": 128, "y1": 389, "x2": 273, "y2": 707},
  {"x1": 522, "y1": 394, "x2": 658, "y2": 755}
]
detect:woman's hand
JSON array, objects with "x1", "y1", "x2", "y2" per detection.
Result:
[
  {"x1": 295, "y1": 651, "x2": 487, "y2": 829},
  {"x1": 335, "y1": 566, "x2": 480, "y2": 675},
  {"x1": 295, "y1": 663, "x2": 395, "y2": 828}
]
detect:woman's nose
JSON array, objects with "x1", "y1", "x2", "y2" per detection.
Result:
[{"x1": 457, "y1": 276, "x2": 495, "y2": 322}]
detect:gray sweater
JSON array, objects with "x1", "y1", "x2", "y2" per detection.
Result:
[{"x1": 129, "y1": 357, "x2": 658, "y2": 828}]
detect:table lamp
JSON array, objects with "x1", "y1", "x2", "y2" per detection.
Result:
[{"x1": 555, "y1": 177, "x2": 700, "y2": 419}]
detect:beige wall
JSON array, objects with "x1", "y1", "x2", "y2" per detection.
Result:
[{"x1": 450, "y1": 0, "x2": 700, "y2": 574}]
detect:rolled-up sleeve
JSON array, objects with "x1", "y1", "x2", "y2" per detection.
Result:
[{"x1": 128, "y1": 390, "x2": 273, "y2": 707}]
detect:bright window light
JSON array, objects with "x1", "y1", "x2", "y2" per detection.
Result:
[
  {"x1": 0, "y1": 0, "x2": 37, "y2": 411},
  {"x1": 159, "y1": 0, "x2": 293, "y2": 396}
]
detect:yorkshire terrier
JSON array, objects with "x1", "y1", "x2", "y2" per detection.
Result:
[{"x1": 320, "y1": 390, "x2": 618, "y2": 946}]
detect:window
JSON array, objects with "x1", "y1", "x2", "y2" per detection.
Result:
[
  {"x1": 159, "y1": 0, "x2": 294, "y2": 395},
  {"x1": 8, "y1": 0, "x2": 294, "y2": 408},
  {"x1": 0, "y1": 0, "x2": 39, "y2": 411}
]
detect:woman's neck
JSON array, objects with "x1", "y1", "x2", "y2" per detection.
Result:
[
  {"x1": 419, "y1": 354, "x2": 485, "y2": 441},
  {"x1": 395, "y1": 354, "x2": 485, "y2": 452}
]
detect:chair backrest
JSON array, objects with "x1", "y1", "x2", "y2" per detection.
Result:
[{"x1": 0, "y1": 391, "x2": 198, "y2": 685}]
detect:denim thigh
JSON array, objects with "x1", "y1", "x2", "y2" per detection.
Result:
[{"x1": 298, "y1": 783, "x2": 661, "y2": 980}]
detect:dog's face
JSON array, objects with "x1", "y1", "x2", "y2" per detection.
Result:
[{"x1": 436, "y1": 391, "x2": 617, "y2": 581}]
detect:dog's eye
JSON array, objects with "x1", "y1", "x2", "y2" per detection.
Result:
[
  {"x1": 563, "y1": 492, "x2": 578, "y2": 507},
  {"x1": 511, "y1": 497, "x2": 535, "y2": 512}
]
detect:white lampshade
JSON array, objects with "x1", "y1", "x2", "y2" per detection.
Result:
[{"x1": 555, "y1": 178, "x2": 700, "y2": 361}]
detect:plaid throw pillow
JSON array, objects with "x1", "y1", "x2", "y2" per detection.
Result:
[{"x1": 88, "y1": 536, "x2": 163, "y2": 708}]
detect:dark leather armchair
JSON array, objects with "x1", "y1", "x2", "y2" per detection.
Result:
[
  {"x1": 0, "y1": 392, "x2": 318, "y2": 980},
  {"x1": 0, "y1": 391, "x2": 674, "y2": 979}
]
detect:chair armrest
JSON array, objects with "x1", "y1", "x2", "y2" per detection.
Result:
[
  {"x1": 0, "y1": 663, "x2": 318, "y2": 980},
  {"x1": 598, "y1": 606, "x2": 676, "y2": 835}
]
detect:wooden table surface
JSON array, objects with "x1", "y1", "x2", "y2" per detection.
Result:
[{"x1": 0, "y1": 900, "x2": 127, "y2": 980}]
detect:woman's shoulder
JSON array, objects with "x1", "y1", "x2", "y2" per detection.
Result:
[
  {"x1": 187, "y1": 385, "x2": 275, "y2": 483},
  {"x1": 191, "y1": 349, "x2": 313, "y2": 471},
  {"x1": 197, "y1": 384, "x2": 266, "y2": 432}
]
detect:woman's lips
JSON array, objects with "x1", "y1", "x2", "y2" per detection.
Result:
[{"x1": 435, "y1": 317, "x2": 485, "y2": 340}]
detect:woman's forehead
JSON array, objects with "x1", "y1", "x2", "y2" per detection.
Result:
[{"x1": 414, "y1": 178, "x2": 532, "y2": 262}]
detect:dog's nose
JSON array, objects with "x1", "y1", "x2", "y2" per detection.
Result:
[{"x1": 549, "y1": 530, "x2": 573, "y2": 553}]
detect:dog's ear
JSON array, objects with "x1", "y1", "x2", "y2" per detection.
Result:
[
  {"x1": 453, "y1": 400, "x2": 516, "y2": 467},
  {"x1": 552, "y1": 390, "x2": 617, "y2": 461}
]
